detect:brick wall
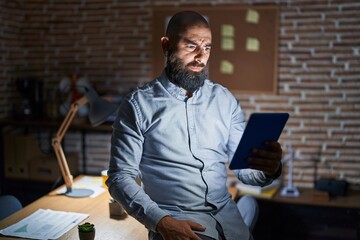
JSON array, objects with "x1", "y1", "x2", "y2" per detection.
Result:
[
  {"x1": 1, "y1": 0, "x2": 359, "y2": 188},
  {"x1": 0, "y1": 0, "x2": 24, "y2": 117}
]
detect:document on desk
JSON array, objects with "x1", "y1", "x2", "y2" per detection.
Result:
[
  {"x1": 0, "y1": 209, "x2": 88, "y2": 239},
  {"x1": 57, "y1": 176, "x2": 105, "y2": 197}
]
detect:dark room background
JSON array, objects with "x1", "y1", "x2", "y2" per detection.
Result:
[{"x1": 1, "y1": 0, "x2": 359, "y2": 190}]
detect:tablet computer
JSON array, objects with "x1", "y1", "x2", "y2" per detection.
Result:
[{"x1": 229, "y1": 113, "x2": 289, "y2": 170}]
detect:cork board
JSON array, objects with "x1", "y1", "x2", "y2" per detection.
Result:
[{"x1": 152, "y1": 5, "x2": 279, "y2": 94}]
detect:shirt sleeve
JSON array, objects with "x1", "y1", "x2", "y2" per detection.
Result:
[
  {"x1": 106, "y1": 96, "x2": 168, "y2": 231},
  {"x1": 235, "y1": 168, "x2": 279, "y2": 187},
  {"x1": 227, "y1": 99, "x2": 282, "y2": 187}
]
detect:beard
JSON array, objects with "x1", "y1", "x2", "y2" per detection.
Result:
[{"x1": 165, "y1": 54, "x2": 208, "y2": 94}]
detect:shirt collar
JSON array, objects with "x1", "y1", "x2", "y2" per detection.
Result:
[{"x1": 158, "y1": 71, "x2": 189, "y2": 101}]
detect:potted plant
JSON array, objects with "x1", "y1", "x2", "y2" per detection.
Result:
[{"x1": 78, "y1": 222, "x2": 95, "y2": 240}]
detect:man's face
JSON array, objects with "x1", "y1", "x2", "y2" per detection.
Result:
[
  {"x1": 166, "y1": 25, "x2": 212, "y2": 93},
  {"x1": 173, "y1": 25, "x2": 212, "y2": 72}
]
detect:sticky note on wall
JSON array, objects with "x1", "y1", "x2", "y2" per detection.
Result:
[
  {"x1": 221, "y1": 38, "x2": 234, "y2": 51},
  {"x1": 246, "y1": 9, "x2": 260, "y2": 24},
  {"x1": 221, "y1": 24, "x2": 234, "y2": 37},
  {"x1": 221, "y1": 24, "x2": 235, "y2": 51},
  {"x1": 220, "y1": 60, "x2": 234, "y2": 74},
  {"x1": 246, "y1": 38, "x2": 260, "y2": 52}
]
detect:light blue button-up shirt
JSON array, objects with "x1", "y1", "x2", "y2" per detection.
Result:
[{"x1": 107, "y1": 72, "x2": 276, "y2": 239}]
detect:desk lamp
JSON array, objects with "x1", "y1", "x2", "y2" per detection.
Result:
[{"x1": 52, "y1": 86, "x2": 116, "y2": 198}]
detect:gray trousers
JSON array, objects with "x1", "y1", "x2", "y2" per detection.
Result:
[{"x1": 149, "y1": 195, "x2": 258, "y2": 240}]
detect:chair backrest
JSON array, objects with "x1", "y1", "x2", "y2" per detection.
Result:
[{"x1": 0, "y1": 195, "x2": 23, "y2": 221}]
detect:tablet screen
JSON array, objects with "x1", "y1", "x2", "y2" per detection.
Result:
[{"x1": 229, "y1": 113, "x2": 289, "y2": 170}]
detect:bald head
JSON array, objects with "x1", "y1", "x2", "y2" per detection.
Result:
[
  {"x1": 166, "y1": 11, "x2": 209, "y2": 37},
  {"x1": 163, "y1": 11, "x2": 210, "y2": 52}
]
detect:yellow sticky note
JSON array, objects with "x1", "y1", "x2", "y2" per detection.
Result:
[
  {"x1": 246, "y1": 38, "x2": 260, "y2": 52},
  {"x1": 246, "y1": 9, "x2": 260, "y2": 24},
  {"x1": 221, "y1": 38, "x2": 234, "y2": 51},
  {"x1": 220, "y1": 60, "x2": 234, "y2": 74},
  {"x1": 221, "y1": 24, "x2": 234, "y2": 37}
]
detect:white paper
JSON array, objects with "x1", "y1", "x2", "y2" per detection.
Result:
[
  {"x1": 57, "y1": 176, "x2": 105, "y2": 197},
  {"x1": 0, "y1": 209, "x2": 88, "y2": 239}
]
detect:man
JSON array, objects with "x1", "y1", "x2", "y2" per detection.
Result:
[{"x1": 107, "y1": 11, "x2": 282, "y2": 240}]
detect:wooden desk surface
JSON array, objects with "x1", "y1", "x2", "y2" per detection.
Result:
[
  {"x1": 0, "y1": 176, "x2": 147, "y2": 240},
  {"x1": 267, "y1": 187, "x2": 360, "y2": 209}
]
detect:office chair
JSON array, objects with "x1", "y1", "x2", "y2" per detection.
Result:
[
  {"x1": 0, "y1": 195, "x2": 23, "y2": 220},
  {"x1": 237, "y1": 194, "x2": 259, "y2": 233}
]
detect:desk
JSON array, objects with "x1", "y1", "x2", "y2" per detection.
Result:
[
  {"x1": 251, "y1": 188, "x2": 360, "y2": 240},
  {"x1": 270, "y1": 187, "x2": 360, "y2": 209},
  {"x1": 0, "y1": 176, "x2": 148, "y2": 240}
]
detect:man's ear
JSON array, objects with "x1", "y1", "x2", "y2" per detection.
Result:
[{"x1": 161, "y1": 36, "x2": 169, "y2": 55}]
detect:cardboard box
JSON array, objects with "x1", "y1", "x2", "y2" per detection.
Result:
[
  {"x1": 29, "y1": 153, "x2": 79, "y2": 182},
  {"x1": 4, "y1": 132, "x2": 43, "y2": 179},
  {"x1": 4, "y1": 131, "x2": 79, "y2": 182}
]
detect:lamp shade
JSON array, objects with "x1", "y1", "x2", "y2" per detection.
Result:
[{"x1": 83, "y1": 87, "x2": 117, "y2": 127}]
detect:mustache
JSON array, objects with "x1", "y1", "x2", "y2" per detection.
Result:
[{"x1": 187, "y1": 61, "x2": 206, "y2": 68}]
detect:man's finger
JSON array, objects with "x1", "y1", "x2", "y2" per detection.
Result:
[
  {"x1": 252, "y1": 148, "x2": 282, "y2": 160},
  {"x1": 187, "y1": 220, "x2": 206, "y2": 232},
  {"x1": 265, "y1": 141, "x2": 282, "y2": 150},
  {"x1": 248, "y1": 157, "x2": 279, "y2": 166}
]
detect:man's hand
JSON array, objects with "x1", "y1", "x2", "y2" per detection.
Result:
[
  {"x1": 156, "y1": 216, "x2": 206, "y2": 240},
  {"x1": 247, "y1": 141, "x2": 282, "y2": 176}
]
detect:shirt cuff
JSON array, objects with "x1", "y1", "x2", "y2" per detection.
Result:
[
  {"x1": 146, "y1": 208, "x2": 169, "y2": 232},
  {"x1": 265, "y1": 163, "x2": 282, "y2": 180}
]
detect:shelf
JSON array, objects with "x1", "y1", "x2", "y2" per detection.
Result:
[{"x1": 0, "y1": 118, "x2": 113, "y2": 132}]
